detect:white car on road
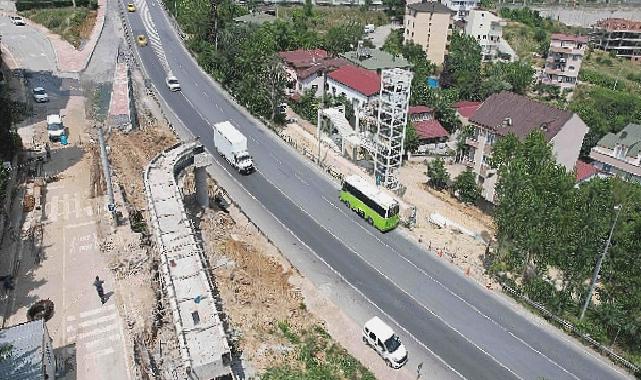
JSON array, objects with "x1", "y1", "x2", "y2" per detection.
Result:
[
  {"x1": 10, "y1": 16, "x2": 26, "y2": 26},
  {"x1": 33, "y1": 87, "x2": 49, "y2": 103},
  {"x1": 363, "y1": 316, "x2": 408, "y2": 369},
  {"x1": 166, "y1": 75, "x2": 181, "y2": 92}
]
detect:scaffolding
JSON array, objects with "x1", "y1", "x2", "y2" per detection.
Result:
[{"x1": 373, "y1": 68, "x2": 413, "y2": 190}]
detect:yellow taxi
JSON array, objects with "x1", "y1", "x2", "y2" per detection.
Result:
[
  {"x1": 136, "y1": 34, "x2": 148, "y2": 47},
  {"x1": 127, "y1": 2, "x2": 136, "y2": 11}
]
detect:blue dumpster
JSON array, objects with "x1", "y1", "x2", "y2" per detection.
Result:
[{"x1": 60, "y1": 134, "x2": 68, "y2": 145}]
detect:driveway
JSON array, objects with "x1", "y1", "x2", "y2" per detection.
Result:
[{"x1": 0, "y1": 15, "x2": 56, "y2": 72}]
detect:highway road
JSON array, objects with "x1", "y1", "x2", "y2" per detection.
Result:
[{"x1": 124, "y1": 1, "x2": 631, "y2": 379}]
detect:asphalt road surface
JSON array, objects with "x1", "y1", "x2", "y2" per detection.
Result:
[{"x1": 124, "y1": 1, "x2": 631, "y2": 379}]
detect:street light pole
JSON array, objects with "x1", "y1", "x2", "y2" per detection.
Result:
[{"x1": 579, "y1": 205, "x2": 622, "y2": 321}]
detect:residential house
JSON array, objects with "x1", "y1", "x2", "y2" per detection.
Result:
[
  {"x1": 590, "y1": 18, "x2": 641, "y2": 64},
  {"x1": 326, "y1": 65, "x2": 381, "y2": 119},
  {"x1": 453, "y1": 101, "x2": 481, "y2": 123},
  {"x1": 408, "y1": 106, "x2": 449, "y2": 151},
  {"x1": 408, "y1": 105, "x2": 433, "y2": 122},
  {"x1": 340, "y1": 46, "x2": 413, "y2": 74},
  {"x1": 403, "y1": 2, "x2": 453, "y2": 66},
  {"x1": 575, "y1": 159, "x2": 600, "y2": 185},
  {"x1": 589, "y1": 123, "x2": 641, "y2": 183},
  {"x1": 541, "y1": 33, "x2": 588, "y2": 89},
  {"x1": 278, "y1": 49, "x2": 350, "y2": 98},
  {"x1": 464, "y1": 10, "x2": 515, "y2": 62},
  {"x1": 0, "y1": 319, "x2": 56, "y2": 380},
  {"x1": 464, "y1": 91, "x2": 589, "y2": 202}
]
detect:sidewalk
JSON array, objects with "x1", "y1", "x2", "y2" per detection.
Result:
[{"x1": 3, "y1": 96, "x2": 132, "y2": 380}]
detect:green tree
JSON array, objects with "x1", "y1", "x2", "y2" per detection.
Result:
[
  {"x1": 381, "y1": 29, "x2": 403, "y2": 57},
  {"x1": 452, "y1": 170, "x2": 481, "y2": 204},
  {"x1": 324, "y1": 20, "x2": 364, "y2": 55},
  {"x1": 426, "y1": 158, "x2": 450, "y2": 190},
  {"x1": 479, "y1": 0, "x2": 495, "y2": 10},
  {"x1": 570, "y1": 86, "x2": 641, "y2": 159},
  {"x1": 482, "y1": 61, "x2": 535, "y2": 96},
  {"x1": 441, "y1": 33, "x2": 482, "y2": 101},
  {"x1": 404, "y1": 122, "x2": 420, "y2": 154}
]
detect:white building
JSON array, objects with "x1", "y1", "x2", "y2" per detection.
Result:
[
  {"x1": 327, "y1": 65, "x2": 381, "y2": 118},
  {"x1": 590, "y1": 123, "x2": 641, "y2": 183},
  {"x1": 440, "y1": 0, "x2": 479, "y2": 21},
  {"x1": 464, "y1": 10, "x2": 515, "y2": 61}
]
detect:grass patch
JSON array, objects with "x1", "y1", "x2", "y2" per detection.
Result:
[
  {"x1": 276, "y1": 5, "x2": 388, "y2": 31},
  {"x1": 267, "y1": 323, "x2": 376, "y2": 380},
  {"x1": 20, "y1": 7, "x2": 96, "y2": 48},
  {"x1": 582, "y1": 50, "x2": 641, "y2": 96}
]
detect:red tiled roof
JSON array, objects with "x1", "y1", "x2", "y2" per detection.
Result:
[
  {"x1": 454, "y1": 101, "x2": 481, "y2": 119},
  {"x1": 278, "y1": 49, "x2": 329, "y2": 64},
  {"x1": 550, "y1": 33, "x2": 588, "y2": 43},
  {"x1": 408, "y1": 106, "x2": 433, "y2": 115},
  {"x1": 575, "y1": 160, "x2": 599, "y2": 182},
  {"x1": 595, "y1": 17, "x2": 641, "y2": 31},
  {"x1": 414, "y1": 120, "x2": 449, "y2": 140},
  {"x1": 328, "y1": 65, "x2": 381, "y2": 97},
  {"x1": 469, "y1": 91, "x2": 573, "y2": 141}
]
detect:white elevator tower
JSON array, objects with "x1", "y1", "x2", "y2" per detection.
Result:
[{"x1": 374, "y1": 68, "x2": 413, "y2": 190}]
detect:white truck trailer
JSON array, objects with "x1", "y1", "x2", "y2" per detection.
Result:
[{"x1": 213, "y1": 121, "x2": 254, "y2": 174}]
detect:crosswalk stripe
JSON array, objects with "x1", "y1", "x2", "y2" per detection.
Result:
[
  {"x1": 87, "y1": 347, "x2": 115, "y2": 359},
  {"x1": 77, "y1": 313, "x2": 118, "y2": 328},
  {"x1": 48, "y1": 194, "x2": 59, "y2": 222},
  {"x1": 85, "y1": 333, "x2": 122, "y2": 349},
  {"x1": 76, "y1": 323, "x2": 120, "y2": 340},
  {"x1": 78, "y1": 303, "x2": 116, "y2": 319},
  {"x1": 75, "y1": 192, "x2": 83, "y2": 219},
  {"x1": 63, "y1": 193, "x2": 71, "y2": 220}
]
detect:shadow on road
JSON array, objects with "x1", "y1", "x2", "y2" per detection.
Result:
[{"x1": 54, "y1": 343, "x2": 78, "y2": 380}]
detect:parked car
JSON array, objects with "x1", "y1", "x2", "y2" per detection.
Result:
[
  {"x1": 136, "y1": 34, "x2": 148, "y2": 46},
  {"x1": 127, "y1": 2, "x2": 136, "y2": 11},
  {"x1": 363, "y1": 317, "x2": 408, "y2": 369},
  {"x1": 166, "y1": 75, "x2": 181, "y2": 92},
  {"x1": 32, "y1": 87, "x2": 49, "y2": 103},
  {"x1": 10, "y1": 16, "x2": 25, "y2": 26}
]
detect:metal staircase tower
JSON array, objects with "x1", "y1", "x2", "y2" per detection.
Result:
[{"x1": 373, "y1": 68, "x2": 413, "y2": 190}]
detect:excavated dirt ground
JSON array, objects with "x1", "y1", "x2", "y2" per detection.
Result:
[
  {"x1": 190, "y1": 180, "x2": 319, "y2": 373},
  {"x1": 108, "y1": 126, "x2": 177, "y2": 209}
]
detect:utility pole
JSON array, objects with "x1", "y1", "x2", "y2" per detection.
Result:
[{"x1": 579, "y1": 205, "x2": 622, "y2": 321}]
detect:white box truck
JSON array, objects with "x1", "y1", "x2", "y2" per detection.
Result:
[
  {"x1": 213, "y1": 121, "x2": 254, "y2": 174},
  {"x1": 46, "y1": 114, "x2": 65, "y2": 142}
]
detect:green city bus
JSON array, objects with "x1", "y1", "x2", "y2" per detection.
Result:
[{"x1": 340, "y1": 175, "x2": 400, "y2": 232}]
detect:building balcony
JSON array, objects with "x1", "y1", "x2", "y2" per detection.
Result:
[
  {"x1": 590, "y1": 150, "x2": 641, "y2": 177},
  {"x1": 549, "y1": 45, "x2": 585, "y2": 55},
  {"x1": 543, "y1": 67, "x2": 578, "y2": 77}
]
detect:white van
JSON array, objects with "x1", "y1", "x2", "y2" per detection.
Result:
[
  {"x1": 362, "y1": 316, "x2": 408, "y2": 368},
  {"x1": 46, "y1": 114, "x2": 65, "y2": 142}
]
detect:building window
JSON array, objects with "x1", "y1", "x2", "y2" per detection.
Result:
[{"x1": 311, "y1": 84, "x2": 318, "y2": 91}]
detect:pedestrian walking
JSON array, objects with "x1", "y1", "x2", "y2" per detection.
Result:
[{"x1": 93, "y1": 276, "x2": 106, "y2": 304}]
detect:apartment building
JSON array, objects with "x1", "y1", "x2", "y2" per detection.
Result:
[
  {"x1": 403, "y1": 2, "x2": 453, "y2": 66},
  {"x1": 441, "y1": 0, "x2": 479, "y2": 21},
  {"x1": 590, "y1": 123, "x2": 641, "y2": 183},
  {"x1": 541, "y1": 33, "x2": 588, "y2": 89},
  {"x1": 463, "y1": 91, "x2": 588, "y2": 202},
  {"x1": 590, "y1": 18, "x2": 641, "y2": 64},
  {"x1": 464, "y1": 10, "x2": 515, "y2": 61}
]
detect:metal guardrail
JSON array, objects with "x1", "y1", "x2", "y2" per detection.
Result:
[{"x1": 501, "y1": 283, "x2": 640, "y2": 375}]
